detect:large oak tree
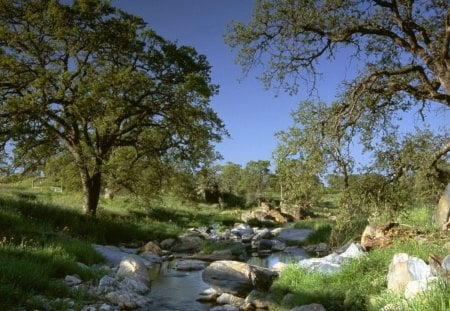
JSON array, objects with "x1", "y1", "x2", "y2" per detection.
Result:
[{"x1": 0, "y1": 0, "x2": 226, "y2": 215}]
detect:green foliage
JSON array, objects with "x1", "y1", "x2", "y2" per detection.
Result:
[
  {"x1": 294, "y1": 218, "x2": 333, "y2": 244},
  {"x1": 0, "y1": 183, "x2": 239, "y2": 309},
  {"x1": 270, "y1": 239, "x2": 449, "y2": 311},
  {"x1": 0, "y1": 0, "x2": 226, "y2": 214},
  {"x1": 238, "y1": 160, "x2": 272, "y2": 206}
]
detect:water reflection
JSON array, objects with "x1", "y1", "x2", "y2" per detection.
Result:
[
  {"x1": 147, "y1": 261, "x2": 213, "y2": 311},
  {"x1": 247, "y1": 249, "x2": 309, "y2": 269}
]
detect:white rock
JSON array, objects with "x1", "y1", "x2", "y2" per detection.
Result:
[
  {"x1": 209, "y1": 305, "x2": 240, "y2": 311},
  {"x1": 387, "y1": 253, "x2": 432, "y2": 293},
  {"x1": 116, "y1": 255, "x2": 150, "y2": 286},
  {"x1": 404, "y1": 277, "x2": 438, "y2": 300},
  {"x1": 64, "y1": 275, "x2": 82, "y2": 286}
]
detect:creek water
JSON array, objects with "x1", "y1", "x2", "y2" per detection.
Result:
[{"x1": 145, "y1": 250, "x2": 310, "y2": 311}]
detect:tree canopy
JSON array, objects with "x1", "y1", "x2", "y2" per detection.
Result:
[
  {"x1": 227, "y1": 0, "x2": 450, "y2": 164},
  {"x1": 0, "y1": 0, "x2": 226, "y2": 215}
]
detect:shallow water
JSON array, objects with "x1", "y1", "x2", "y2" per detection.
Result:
[
  {"x1": 247, "y1": 249, "x2": 309, "y2": 269},
  {"x1": 146, "y1": 260, "x2": 213, "y2": 311},
  {"x1": 145, "y1": 250, "x2": 310, "y2": 310}
]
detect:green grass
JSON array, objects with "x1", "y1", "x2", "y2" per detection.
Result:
[
  {"x1": 275, "y1": 199, "x2": 449, "y2": 311},
  {"x1": 0, "y1": 183, "x2": 239, "y2": 310},
  {"x1": 269, "y1": 231, "x2": 449, "y2": 311}
]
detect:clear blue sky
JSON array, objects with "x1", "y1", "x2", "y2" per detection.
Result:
[{"x1": 112, "y1": 0, "x2": 449, "y2": 168}]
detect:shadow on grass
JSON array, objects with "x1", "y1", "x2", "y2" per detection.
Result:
[{"x1": 0, "y1": 195, "x2": 179, "y2": 245}]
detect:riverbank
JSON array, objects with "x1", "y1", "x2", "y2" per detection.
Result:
[{"x1": 0, "y1": 183, "x2": 448, "y2": 310}]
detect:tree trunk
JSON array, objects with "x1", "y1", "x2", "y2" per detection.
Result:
[{"x1": 81, "y1": 170, "x2": 102, "y2": 216}]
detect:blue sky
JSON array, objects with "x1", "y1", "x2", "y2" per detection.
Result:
[{"x1": 112, "y1": 0, "x2": 449, "y2": 168}]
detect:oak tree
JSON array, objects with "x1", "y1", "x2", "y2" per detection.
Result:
[{"x1": 0, "y1": 0, "x2": 225, "y2": 215}]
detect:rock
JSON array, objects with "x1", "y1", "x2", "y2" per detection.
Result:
[
  {"x1": 216, "y1": 293, "x2": 245, "y2": 306},
  {"x1": 98, "y1": 304, "x2": 115, "y2": 311},
  {"x1": 404, "y1": 277, "x2": 438, "y2": 300},
  {"x1": 387, "y1": 253, "x2": 432, "y2": 293},
  {"x1": 139, "y1": 251, "x2": 163, "y2": 264},
  {"x1": 160, "y1": 238, "x2": 176, "y2": 250},
  {"x1": 245, "y1": 290, "x2": 270, "y2": 308},
  {"x1": 271, "y1": 239, "x2": 286, "y2": 252},
  {"x1": 186, "y1": 249, "x2": 238, "y2": 262},
  {"x1": 198, "y1": 288, "x2": 220, "y2": 302},
  {"x1": 290, "y1": 303, "x2": 326, "y2": 311},
  {"x1": 172, "y1": 236, "x2": 203, "y2": 253},
  {"x1": 252, "y1": 228, "x2": 272, "y2": 241},
  {"x1": 304, "y1": 243, "x2": 331, "y2": 255},
  {"x1": 434, "y1": 183, "x2": 450, "y2": 230},
  {"x1": 64, "y1": 275, "x2": 82, "y2": 286},
  {"x1": 118, "y1": 276, "x2": 150, "y2": 294},
  {"x1": 116, "y1": 255, "x2": 150, "y2": 286},
  {"x1": 139, "y1": 241, "x2": 162, "y2": 256},
  {"x1": 174, "y1": 259, "x2": 206, "y2": 271},
  {"x1": 202, "y1": 260, "x2": 278, "y2": 297},
  {"x1": 298, "y1": 243, "x2": 364, "y2": 274},
  {"x1": 99, "y1": 275, "x2": 117, "y2": 288},
  {"x1": 360, "y1": 223, "x2": 397, "y2": 250},
  {"x1": 429, "y1": 253, "x2": 450, "y2": 283},
  {"x1": 256, "y1": 239, "x2": 273, "y2": 251},
  {"x1": 276, "y1": 228, "x2": 312, "y2": 244},
  {"x1": 231, "y1": 223, "x2": 255, "y2": 237},
  {"x1": 209, "y1": 305, "x2": 240, "y2": 311},
  {"x1": 105, "y1": 291, "x2": 152, "y2": 309}
]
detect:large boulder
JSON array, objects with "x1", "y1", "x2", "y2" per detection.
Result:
[
  {"x1": 172, "y1": 236, "x2": 203, "y2": 253},
  {"x1": 202, "y1": 260, "x2": 278, "y2": 297},
  {"x1": 116, "y1": 255, "x2": 150, "y2": 286},
  {"x1": 360, "y1": 223, "x2": 397, "y2": 251},
  {"x1": 434, "y1": 183, "x2": 450, "y2": 230},
  {"x1": 387, "y1": 253, "x2": 432, "y2": 294},
  {"x1": 298, "y1": 243, "x2": 364, "y2": 274},
  {"x1": 139, "y1": 241, "x2": 162, "y2": 256}
]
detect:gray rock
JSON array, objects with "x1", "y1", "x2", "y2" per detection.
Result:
[
  {"x1": 252, "y1": 228, "x2": 272, "y2": 241},
  {"x1": 64, "y1": 275, "x2": 82, "y2": 286},
  {"x1": 231, "y1": 223, "x2": 254, "y2": 237},
  {"x1": 271, "y1": 239, "x2": 286, "y2": 252},
  {"x1": 174, "y1": 259, "x2": 206, "y2": 271},
  {"x1": 119, "y1": 276, "x2": 150, "y2": 294},
  {"x1": 160, "y1": 238, "x2": 176, "y2": 250},
  {"x1": 209, "y1": 305, "x2": 240, "y2": 311},
  {"x1": 172, "y1": 236, "x2": 203, "y2": 252},
  {"x1": 245, "y1": 289, "x2": 270, "y2": 308},
  {"x1": 276, "y1": 228, "x2": 312, "y2": 244},
  {"x1": 117, "y1": 255, "x2": 150, "y2": 286},
  {"x1": 290, "y1": 303, "x2": 326, "y2": 311},
  {"x1": 202, "y1": 260, "x2": 278, "y2": 297},
  {"x1": 186, "y1": 249, "x2": 237, "y2": 262},
  {"x1": 443, "y1": 254, "x2": 450, "y2": 271}
]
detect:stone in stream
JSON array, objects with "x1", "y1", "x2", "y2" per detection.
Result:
[
  {"x1": 92, "y1": 244, "x2": 136, "y2": 267},
  {"x1": 116, "y1": 255, "x2": 150, "y2": 286},
  {"x1": 171, "y1": 235, "x2": 203, "y2": 252},
  {"x1": 174, "y1": 259, "x2": 206, "y2": 271},
  {"x1": 202, "y1": 260, "x2": 278, "y2": 297}
]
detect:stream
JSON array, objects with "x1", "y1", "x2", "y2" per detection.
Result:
[{"x1": 146, "y1": 250, "x2": 310, "y2": 311}]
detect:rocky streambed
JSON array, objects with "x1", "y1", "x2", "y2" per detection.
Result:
[{"x1": 57, "y1": 221, "x2": 449, "y2": 311}]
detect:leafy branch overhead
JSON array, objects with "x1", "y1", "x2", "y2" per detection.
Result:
[{"x1": 228, "y1": 0, "x2": 449, "y2": 171}]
